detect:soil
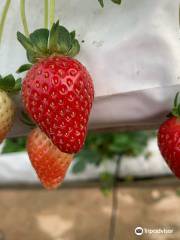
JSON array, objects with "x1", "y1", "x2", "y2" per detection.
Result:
[{"x1": 0, "y1": 178, "x2": 179, "y2": 240}]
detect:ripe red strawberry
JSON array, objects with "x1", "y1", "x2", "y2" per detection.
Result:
[
  {"x1": 17, "y1": 21, "x2": 94, "y2": 154},
  {"x1": 22, "y1": 56, "x2": 94, "y2": 154},
  {"x1": 27, "y1": 127, "x2": 74, "y2": 189},
  {"x1": 158, "y1": 93, "x2": 180, "y2": 178}
]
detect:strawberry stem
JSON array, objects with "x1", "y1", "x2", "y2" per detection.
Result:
[
  {"x1": 0, "y1": 0, "x2": 11, "y2": 44},
  {"x1": 20, "y1": 0, "x2": 29, "y2": 36},
  {"x1": 179, "y1": 4, "x2": 180, "y2": 27},
  {"x1": 49, "y1": 0, "x2": 55, "y2": 28},
  {"x1": 172, "y1": 92, "x2": 180, "y2": 117},
  {"x1": 44, "y1": 0, "x2": 49, "y2": 28}
]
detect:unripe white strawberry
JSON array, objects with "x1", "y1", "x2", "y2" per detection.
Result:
[
  {"x1": 0, "y1": 74, "x2": 21, "y2": 142},
  {"x1": 0, "y1": 89, "x2": 15, "y2": 142}
]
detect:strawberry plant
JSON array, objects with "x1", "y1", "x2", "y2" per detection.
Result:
[
  {"x1": 73, "y1": 130, "x2": 154, "y2": 192},
  {"x1": 15, "y1": 0, "x2": 94, "y2": 188}
]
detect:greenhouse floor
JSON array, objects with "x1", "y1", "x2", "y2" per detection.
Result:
[{"x1": 0, "y1": 178, "x2": 179, "y2": 240}]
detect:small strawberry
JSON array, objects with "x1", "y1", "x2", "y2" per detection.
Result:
[
  {"x1": 0, "y1": 75, "x2": 21, "y2": 142},
  {"x1": 27, "y1": 127, "x2": 74, "y2": 189},
  {"x1": 17, "y1": 21, "x2": 94, "y2": 154},
  {"x1": 158, "y1": 92, "x2": 180, "y2": 178}
]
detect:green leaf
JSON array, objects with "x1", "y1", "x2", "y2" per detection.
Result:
[
  {"x1": 174, "y1": 92, "x2": 179, "y2": 107},
  {"x1": 29, "y1": 28, "x2": 49, "y2": 53},
  {"x1": 16, "y1": 64, "x2": 32, "y2": 73},
  {"x1": 49, "y1": 21, "x2": 60, "y2": 53},
  {"x1": 57, "y1": 25, "x2": 72, "y2": 54},
  {"x1": 98, "y1": 0, "x2": 104, "y2": 7},
  {"x1": 72, "y1": 158, "x2": 86, "y2": 174},
  {"x1": 70, "y1": 30, "x2": 76, "y2": 40},
  {"x1": 13, "y1": 78, "x2": 22, "y2": 91},
  {"x1": 17, "y1": 31, "x2": 35, "y2": 53},
  {"x1": 111, "y1": 0, "x2": 121, "y2": 4},
  {"x1": 26, "y1": 51, "x2": 38, "y2": 64},
  {"x1": 77, "y1": 149, "x2": 102, "y2": 166},
  {"x1": 2, "y1": 137, "x2": 26, "y2": 154},
  {"x1": 0, "y1": 74, "x2": 15, "y2": 91},
  {"x1": 68, "y1": 39, "x2": 80, "y2": 57}
]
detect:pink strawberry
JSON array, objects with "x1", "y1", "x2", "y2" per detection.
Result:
[{"x1": 27, "y1": 127, "x2": 73, "y2": 189}]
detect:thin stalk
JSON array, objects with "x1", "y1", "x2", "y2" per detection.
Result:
[
  {"x1": 179, "y1": 4, "x2": 180, "y2": 27},
  {"x1": 0, "y1": 0, "x2": 11, "y2": 44},
  {"x1": 49, "y1": 0, "x2": 55, "y2": 28},
  {"x1": 20, "y1": 0, "x2": 29, "y2": 36},
  {"x1": 44, "y1": 0, "x2": 48, "y2": 28},
  {"x1": 108, "y1": 156, "x2": 121, "y2": 240}
]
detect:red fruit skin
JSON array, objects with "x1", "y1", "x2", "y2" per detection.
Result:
[
  {"x1": 22, "y1": 56, "x2": 94, "y2": 153},
  {"x1": 27, "y1": 128, "x2": 74, "y2": 189},
  {"x1": 158, "y1": 117, "x2": 180, "y2": 178}
]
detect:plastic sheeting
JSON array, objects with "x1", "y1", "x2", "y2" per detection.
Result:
[{"x1": 0, "y1": 0, "x2": 179, "y2": 135}]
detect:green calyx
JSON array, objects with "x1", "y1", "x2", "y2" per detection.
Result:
[
  {"x1": 17, "y1": 20, "x2": 80, "y2": 64},
  {"x1": 0, "y1": 74, "x2": 21, "y2": 93},
  {"x1": 172, "y1": 92, "x2": 180, "y2": 117}
]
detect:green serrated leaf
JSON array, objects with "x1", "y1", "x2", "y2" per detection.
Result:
[
  {"x1": 98, "y1": 0, "x2": 104, "y2": 7},
  {"x1": 29, "y1": 28, "x2": 49, "y2": 53},
  {"x1": 49, "y1": 21, "x2": 60, "y2": 53},
  {"x1": 68, "y1": 39, "x2": 80, "y2": 57},
  {"x1": 16, "y1": 64, "x2": 32, "y2": 73},
  {"x1": 56, "y1": 25, "x2": 72, "y2": 54},
  {"x1": 0, "y1": 74, "x2": 15, "y2": 91},
  {"x1": 17, "y1": 31, "x2": 35, "y2": 54},
  {"x1": 111, "y1": 0, "x2": 121, "y2": 4},
  {"x1": 70, "y1": 31, "x2": 76, "y2": 40}
]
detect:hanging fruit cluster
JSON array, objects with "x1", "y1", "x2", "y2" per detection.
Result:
[
  {"x1": 0, "y1": 0, "x2": 94, "y2": 189},
  {"x1": 0, "y1": 0, "x2": 179, "y2": 190}
]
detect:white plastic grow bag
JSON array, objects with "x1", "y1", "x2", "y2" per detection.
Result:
[
  {"x1": 0, "y1": 138, "x2": 172, "y2": 185},
  {"x1": 0, "y1": 0, "x2": 179, "y2": 136}
]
